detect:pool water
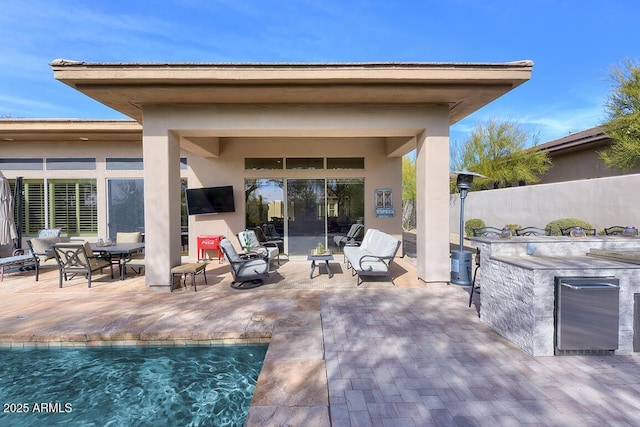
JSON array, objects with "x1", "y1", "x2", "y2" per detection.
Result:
[{"x1": 0, "y1": 345, "x2": 268, "y2": 427}]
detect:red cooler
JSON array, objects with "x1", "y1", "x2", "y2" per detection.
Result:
[{"x1": 197, "y1": 235, "x2": 223, "y2": 261}]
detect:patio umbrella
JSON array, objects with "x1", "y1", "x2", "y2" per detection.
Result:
[{"x1": 0, "y1": 171, "x2": 18, "y2": 246}]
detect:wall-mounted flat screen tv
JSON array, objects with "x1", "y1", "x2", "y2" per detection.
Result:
[{"x1": 185, "y1": 185, "x2": 236, "y2": 215}]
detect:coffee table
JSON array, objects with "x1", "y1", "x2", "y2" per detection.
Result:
[{"x1": 307, "y1": 249, "x2": 334, "y2": 279}]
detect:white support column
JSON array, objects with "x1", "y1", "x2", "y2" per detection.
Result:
[
  {"x1": 416, "y1": 118, "x2": 450, "y2": 283},
  {"x1": 143, "y1": 129, "x2": 182, "y2": 291}
]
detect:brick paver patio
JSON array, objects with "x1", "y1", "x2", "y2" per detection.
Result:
[{"x1": 0, "y1": 256, "x2": 639, "y2": 426}]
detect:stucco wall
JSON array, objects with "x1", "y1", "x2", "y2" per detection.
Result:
[
  {"x1": 0, "y1": 140, "x2": 155, "y2": 242},
  {"x1": 449, "y1": 173, "x2": 640, "y2": 234},
  {"x1": 185, "y1": 136, "x2": 403, "y2": 255},
  {"x1": 540, "y1": 146, "x2": 640, "y2": 184},
  {"x1": 144, "y1": 103, "x2": 440, "y2": 259}
]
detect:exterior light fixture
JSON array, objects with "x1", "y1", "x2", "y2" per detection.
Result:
[{"x1": 450, "y1": 170, "x2": 485, "y2": 286}]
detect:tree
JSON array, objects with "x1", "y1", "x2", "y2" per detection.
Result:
[
  {"x1": 599, "y1": 58, "x2": 640, "y2": 170},
  {"x1": 452, "y1": 119, "x2": 551, "y2": 191},
  {"x1": 401, "y1": 155, "x2": 416, "y2": 230}
]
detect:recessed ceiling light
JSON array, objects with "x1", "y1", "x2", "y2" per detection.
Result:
[{"x1": 79, "y1": 137, "x2": 89, "y2": 141}]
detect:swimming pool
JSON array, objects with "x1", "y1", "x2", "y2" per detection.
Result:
[{"x1": 0, "y1": 345, "x2": 267, "y2": 426}]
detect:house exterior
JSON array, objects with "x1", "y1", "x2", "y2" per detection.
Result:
[
  {"x1": 1, "y1": 61, "x2": 533, "y2": 291},
  {"x1": 448, "y1": 125, "x2": 640, "y2": 234},
  {"x1": 537, "y1": 126, "x2": 640, "y2": 184}
]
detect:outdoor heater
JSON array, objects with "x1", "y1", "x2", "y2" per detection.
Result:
[{"x1": 450, "y1": 170, "x2": 485, "y2": 286}]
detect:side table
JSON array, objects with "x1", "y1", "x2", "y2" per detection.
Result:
[{"x1": 307, "y1": 250, "x2": 334, "y2": 279}]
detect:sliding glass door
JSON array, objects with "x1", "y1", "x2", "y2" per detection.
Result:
[
  {"x1": 287, "y1": 179, "x2": 325, "y2": 256},
  {"x1": 245, "y1": 178, "x2": 285, "y2": 238},
  {"x1": 245, "y1": 177, "x2": 364, "y2": 257},
  {"x1": 327, "y1": 178, "x2": 365, "y2": 249},
  {"x1": 107, "y1": 179, "x2": 144, "y2": 240}
]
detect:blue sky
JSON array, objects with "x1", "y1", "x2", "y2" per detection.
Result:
[{"x1": 1, "y1": 0, "x2": 638, "y2": 146}]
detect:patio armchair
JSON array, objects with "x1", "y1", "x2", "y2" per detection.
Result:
[
  {"x1": 333, "y1": 223, "x2": 364, "y2": 250},
  {"x1": 219, "y1": 238, "x2": 269, "y2": 289},
  {"x1": 27, "y1": 236, "x2": 63, "y2": 281},
  {"x1": 253, "y1": 226, "x2": 285, "y2": 255},
  {"x1": 237, "y1": 229, "x2": 279, "y2": 268},
  {"x1": 53, "y1": 242, "x2": 113, "y2": 288},
  {"x1": 262, "y1": 223, "x2": 282, "y2": 240}
]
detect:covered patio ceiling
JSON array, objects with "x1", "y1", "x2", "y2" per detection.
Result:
[{"x1": 51, "y1": 60, "x2": 534, "y2": 125}]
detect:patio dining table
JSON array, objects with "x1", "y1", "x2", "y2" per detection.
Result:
[{"x1": 90, "y1": 242, "x2": 145, "y2": 280}]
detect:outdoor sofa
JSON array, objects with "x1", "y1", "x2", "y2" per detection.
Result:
[{"x1": 343, "y1": 228, "x2": 401, "y2": 286}]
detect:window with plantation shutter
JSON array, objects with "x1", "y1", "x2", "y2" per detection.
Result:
[
  {"x1": 49, "y1": 180, "x2": 97, "y2": 236},
  {"x1": 9, "y1": 179, "x2": 45, "y2": 235},
  {"x1": 23, "y1": 181, "x2": 46, "y2": 234}
]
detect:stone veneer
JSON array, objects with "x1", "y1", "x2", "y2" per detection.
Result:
[{"x1": 470, "y1": 235, "x2": 640, "y2": 356}]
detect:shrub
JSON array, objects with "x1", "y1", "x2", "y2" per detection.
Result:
[
  {"x1": 465, "y1": 218, "x2": 485, "y2": 237},
  {"x1": 545, "y1": 218, "x2": 593, "y2": 236}
]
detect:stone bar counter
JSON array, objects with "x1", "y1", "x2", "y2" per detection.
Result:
[{"x1": 470, "y1": 235, "x2": 640, "y2": 356}]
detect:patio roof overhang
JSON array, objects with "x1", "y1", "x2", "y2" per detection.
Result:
[
  {"x1": 0, "y1": 119, "x2": 142, "y2": 143},
  {"x1": 50, "y1": 60, "x2": 534, "y2": 125}
]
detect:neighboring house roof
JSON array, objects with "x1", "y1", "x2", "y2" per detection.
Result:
[
  {"x1": 534, "y1": 125, "x2": 640, "y2": 184},
  {"x1": 50, "y1": 60, "x2": 534, "y2": 124},
  {"x1": 537, "y1": 126, "x2": 608, "y2": 154}
]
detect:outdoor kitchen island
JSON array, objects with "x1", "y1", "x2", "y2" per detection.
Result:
[{"x1": 470, "y1": 235, "x2": 640, "y2": 356}]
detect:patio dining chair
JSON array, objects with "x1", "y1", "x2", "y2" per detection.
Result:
[
  {"x1": 37, "y1": 228, "x2": 62, "y2": 239},
  {"x1": 116, "y1": 231, "x2": 143, "y2": 243},
  {"x1": 27, "y1": 237, "x2": 62, "y2": 281},
  {"x1": 604, "y1": 226, "x2": 626, "y2": 235},
  {"x1": 112, "y1": 231, "x2": 145, "y2": 278},
  {"x1": 603, "y1": 226, "x2": 638, "y2": 236},
  {"x1": 471, "y1": 226, "x2": 503, "y2": 237},
  {"x1": 53, "y1": 242, "x2": 113, "y2": 288},
  {"x1": 514, "y1": 226, "x2": 551, "y2": 236},
  {"x1": 560, "y1": 226, "x2": 596, "y2": 237},
  {"x1": 219, "y1": 238, "x2": 269, "y2": 289},
  {"x1": 121, "y1": 253, "x2": 145, "y2": 277}
]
